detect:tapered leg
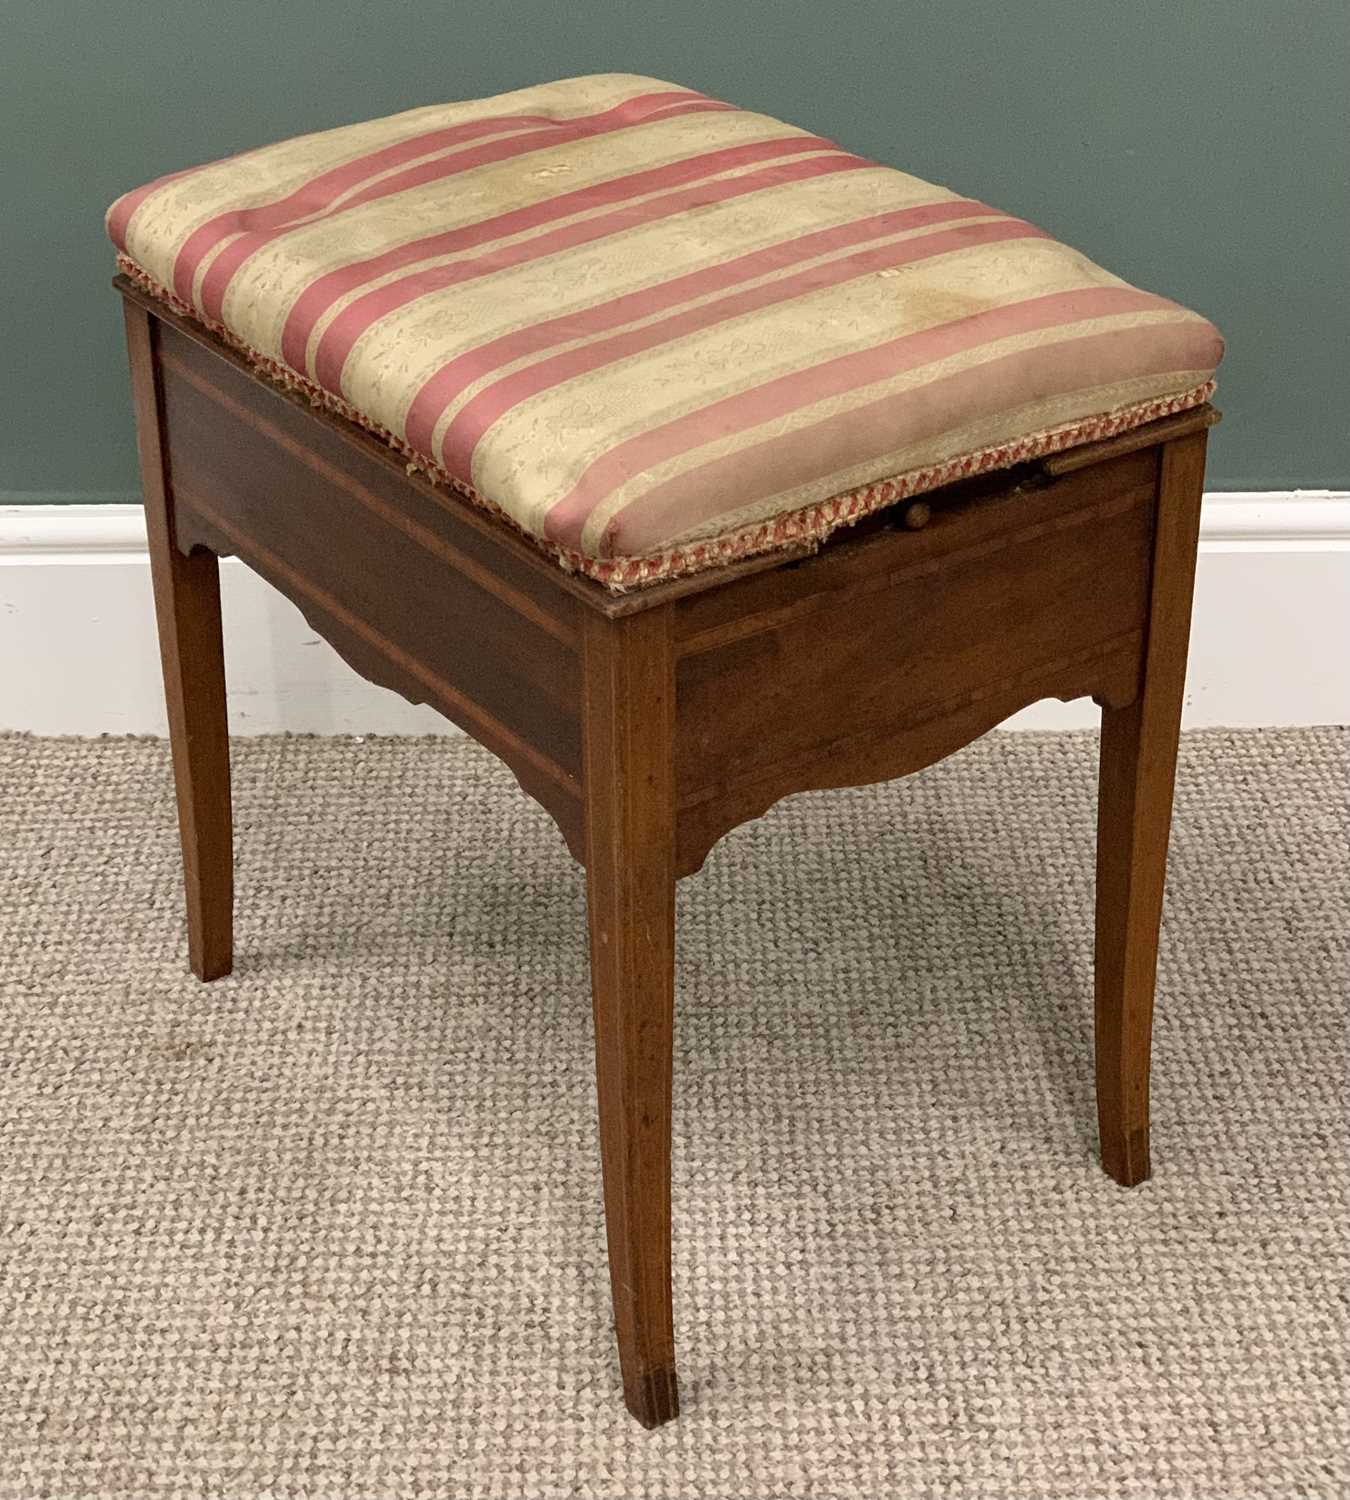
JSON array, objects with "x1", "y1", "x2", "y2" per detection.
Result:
[
  {"x1": 1095, "y1": 431, "x2": 1208, "y2": 1186},
  {"x1": 582, "y1": 607, "x2": 679, "y2": 1427},
  {"x1": 124, "y1": 302, "x2": 234, "y2": 981}
]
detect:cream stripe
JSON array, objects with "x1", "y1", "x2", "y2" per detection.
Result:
[
  {"x1": 228, "y1": 102, "x2": 752, "y2": 336},
  {"x1": 470, "y1": 240, "x2": 1121, "y2": 530},
  {"x1": 425, "y1": 208, "x2": 996, "y2": 458},
  {"x1": 187, "y1": 131, "x2": 559, "y2": 312},
  {"x1": 302, "y1": 146, "x2": 867, "y2": 396},
  {"x1": 301, "y1": 124, "x2": 833, "y2": 383},
  {"x1": 124, "y1": 77, "x2": 669, "y2": 299},
  {"x1": 220, "y1": 111, "x2": 815, "y2": 362},
  {"x1": 574, "y1": 309, "x2": 1196, "y2": 552},
  {"x1": 659, "y1": 366, "x2": 1215, "y2": 548},
  {"x1": 386, "y1": 170, "x2": 940, "y2": 430},
  {"x1": 579, "y1": 307, "x2": 1194, "y2": 542}
]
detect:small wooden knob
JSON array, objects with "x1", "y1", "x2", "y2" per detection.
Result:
[{"x1": 901, "y1": 500, "x2": 931, "y2": 530}]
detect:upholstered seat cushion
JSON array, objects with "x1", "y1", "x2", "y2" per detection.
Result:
[{"x1": 109, "y1": 74, "x2": 1223, "y2": 590}]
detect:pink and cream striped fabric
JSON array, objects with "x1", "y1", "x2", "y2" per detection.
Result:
[{"x1": 108, "y1": 74, "x2": 1223, "y2": 589}]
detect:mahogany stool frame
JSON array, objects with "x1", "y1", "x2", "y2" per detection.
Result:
[{"x1": 119, "y1": 275, "x2": 1216, "y2": 1427}]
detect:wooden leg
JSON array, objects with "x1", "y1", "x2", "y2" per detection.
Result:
[
  {"x1": 582, "y1": 607, "x2": 679, "y2": 1427},
  {"x1": 1095, "y1": 431, "x2": 1208, "y2": 1186},
  {"x1": 124, "y1": 301, "x2": 234, "y2": 982}
]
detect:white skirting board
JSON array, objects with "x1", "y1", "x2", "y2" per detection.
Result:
[{"x1": 2, "y1": 496, "x2": 1347, "y2": 736}]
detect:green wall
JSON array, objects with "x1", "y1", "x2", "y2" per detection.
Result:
[{"x1": 4, "y1": 0, "x2": 1345, "y2": 501}]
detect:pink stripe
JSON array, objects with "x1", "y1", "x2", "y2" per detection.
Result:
[
  {"x1": 108, "y1": 130, "x2": 294, "y2": 251},
  {"x1": 439, "y1": 216, "x2": 1042, "y2": 481},
  {"x1": 542, "y1": 285, "x2": 1181, "y2": 545},
  {"x1": 174, "y1": 116, "x2": 565, "y2": 304},
  {"x1": 301, "y1": 142, "x2": 864, "y2": 388},
  {"x1": 401, "y1": 197, "x2": 1001, "y2": 457},
  {"x1": 108, "y1": 168, "x2": 200, "y2": 252},
  {"x1": 109, "y1": 148, "x2": 270, "y2": 253},
  {"x1": 194, "y1": 93, "x2": 730, "y2": 320},
  {"x1": 110, "y1": 103, "x2": 495, "y2": 256},
  {"x1": 172, "y1": 96, "x2": 707, "y2": 309},
  {"x1": 603, "y1": 321, "x2": 1220, "y2": 555}
]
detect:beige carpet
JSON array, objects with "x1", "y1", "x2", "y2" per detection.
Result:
[{"x1": 1, "y1": 728, "x2": 1346, "y2": 1500}]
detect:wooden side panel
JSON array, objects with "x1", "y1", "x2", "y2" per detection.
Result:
[
  {"x1": 123, "y1": 287, "x2": 1198, "y2": 886},
  {"x1": 153, "y1": 319, "x2": 586, "y2": 855},
  {"x1": 673, "y1": 451, "x2": 1158, "y2": 872}
]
